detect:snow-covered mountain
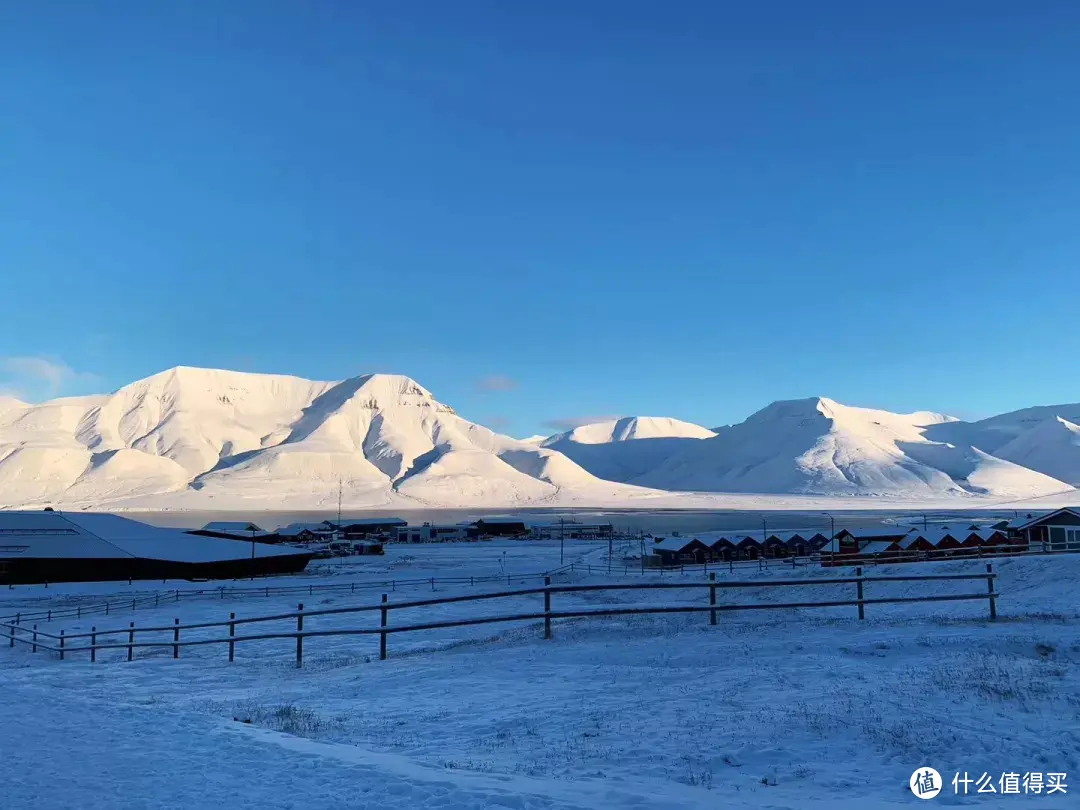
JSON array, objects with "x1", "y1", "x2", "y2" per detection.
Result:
[
  {"x1": 629, "y1": 398, "x2": 1074, "y2": 498},
  {"x1": 0, "y1": 367, "x2": 650, "y2": 510},
  {"x1": 0, "y1": 368, "x2": 1076, "y2": 509},
  {"x1": 541, "y1": 417, "x2": 717, "y2": 483},
  {"x1": 924, "y1": 404, "x2": 1080, "y2": 487}
]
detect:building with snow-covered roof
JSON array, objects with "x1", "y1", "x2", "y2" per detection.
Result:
[
  {"x1": 0, "y1": 510, "x2": 311, "y2": 584},
  {"x1": 202, "y1": 521, "x2": 264, "y2": 533},
  {"x1": 1007, "y1": 508, "x2": 1080, "y2": 551},
  {"x1": 275, "y1": 522, "x2": 335, "y2": 542},
  {"x1": 648, "y1": 536, "x2": 714, "y2": 566},
  {"x1": 187, "y1": 521, "x2": 269, "y2": 541},
  {"x1": 334, "y1": 517, "x2": 407, "y2": 538}
]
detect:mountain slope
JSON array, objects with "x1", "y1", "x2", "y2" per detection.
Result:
[
  {"x1": 634, "y1": 397, "x2": 1071, "y2": 498},
  {"x1": 0, "y1": 368, "x2": 1076, "y2": 508},
  {"x1": 541, "y1": 416, "x2": 717, "y2": 482},
  {"x1": 0, "y1": 367, "x2": 652, "y2": 509},
  {"x1": 924, "y1": 404, "x2": 1080, "y2": 487}
]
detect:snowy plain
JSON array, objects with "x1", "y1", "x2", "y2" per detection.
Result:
[{"x1": 2, "y1": 540, "x2": 1078, "y2": 809}]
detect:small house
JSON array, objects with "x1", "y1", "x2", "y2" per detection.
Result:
[
  {"x1": 649, "y1": 536, "x2": 713, "y2": 566},
  {"x1": 187, "y1": 521, "x2": 272, "y2": 541},
  {"x1": 708, "y1": 536, "x2": 737, "y2": 561},
  {"x1": 762, "y1": 534, "x2": 790, "y2": 558},
  {"x1": 276, "y1": 522, "x2": 335, "y2": 544},
  {"x1": 1006, "y1": 508, "x2": 1080, "y2": 552},
  {"x1": 335, "y1": 517, "x2": 407, "y2": 538},
  {"x1": 734, "y1": 535, "x2": 762, "y2": 560}
]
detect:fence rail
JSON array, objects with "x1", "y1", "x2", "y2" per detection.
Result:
[
  {"x1": 627, "y1": 540, "x2": 1072, "y2": 577},
  {"x1": 0, "y1": 565, "x2": 576, "y2": 625},
  {"x1": 3, "y1": 565, "x2": 999, "y2": 667}
]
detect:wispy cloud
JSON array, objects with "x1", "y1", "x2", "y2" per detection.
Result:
[
  {"x1": 542, "y1": 415, "x2": 620, "y2": 432},
  {"x1": 475, "y1": 375, "x2": 518, "y2": 393},
  {"x1": 0, "y1": 356, "x2": 99, "y2": 401},
  {"x1": 482, "y1": 415, "x2": 512, "y2": 431}
]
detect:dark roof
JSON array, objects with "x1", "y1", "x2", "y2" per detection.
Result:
[
  {"x1": 201, "y1": 521, "x2": 264, "y2": 533},
  {"x1": 334, "y1": 517, "x2": 407, "y2": 527}
]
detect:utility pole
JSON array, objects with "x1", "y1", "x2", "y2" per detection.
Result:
[
  {"x1": 922, "y1": 513, "x2": 928, "y2": 531},
  {"x1": 560, "y1": 517, "x2": 565, "y2": 565},
  {"x1": 823, "y1": 512, "x2": 835, "y2": 541}
]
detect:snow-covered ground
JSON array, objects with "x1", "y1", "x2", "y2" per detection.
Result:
[{"x1": 3, "y1": 541, "x2": 1078, "y2": 808}]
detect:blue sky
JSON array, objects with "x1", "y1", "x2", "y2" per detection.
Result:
[{"x1": 3, "y1": 1, "x2": 1079, "y2": 436}]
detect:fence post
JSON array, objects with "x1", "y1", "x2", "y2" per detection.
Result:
[
  {"x1": 856, "y1": 566, "x2": 865, "y2": 620},
  {"x1": 128, "y1": 622, "x2": 135, "y2": 662},
  {"x1": 176, "y1": 590, "x2": 179, "y2": 602},
  {"x1": 104, "y1": 603, "x2": 108, "y2": 616},
  {"x1": 380, "y1": 594, "x2": 388, "y2": 660},
  {"x1": 48, "y1": 609, "x2": 52, "y2": 622},
  {"x1": 729, "y1": 559, "x2": 733, "y2": 574},
  {"x1": 430, "y1": 577, "x2": 435, "y2": 592},
  {"x1": 7, "y1": 623, "x2": 12, "y2": 648},
  {"x1": 351, "y1": 582, "x2": 355, "y2": 594},
  {"x1": 32, "y1": 624, "x2": 37, "y2": 653},
  {"x1": 91, "y1": 627, "x2": 96, "y2": 663},
  {"x1": 78, "y1": 605, "x2": 82, "y2": 618},
  {"x1": 296, "y1": 603, "x2": 304, "y2": 668},
  {"x1": 132, "y1": 598, "x2": 136, "y2": 610},
  {"x1": 709, "y1": 572, "x2": 717, "y2": 626},
  {"x1": 229, "y1": 612, "x2": 236, "y2": 663},
  {"x1": 155, "y1": 595, "x2": 159, "y2": 608},
  {"x1": 173, "y1": 618, "x2": 179, "y2": 659},
  {"x1": 544, "y1": 576, "x2": 552, "y2": 639},
  {"x1": 986, "y1": 563, "x2": 997, "y2": 621},
  {"x1": 265, "y1": 586, "x2": 269, "y2": 597},
  {"x1": 59, "y1": 630, "x2": 65, "y2": 660}
]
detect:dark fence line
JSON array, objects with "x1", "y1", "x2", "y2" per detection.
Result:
[
  {"x1": 625, "y1": 540, "x2": 1073, "y2": 577},
  {"x1": 0, "y1": 564, "x2": 577, "y2": 625},
  {"x1": 3, "y1": 565, "x2": 999, "y2": 666}
]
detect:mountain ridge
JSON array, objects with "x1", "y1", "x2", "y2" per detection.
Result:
[{"x1": 0, "y1": 367, "x2": 1076, "y2": 509}]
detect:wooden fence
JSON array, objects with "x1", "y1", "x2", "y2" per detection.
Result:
[
  {"x1": 2, "y1": 565, "x2": 999, "y2": 668},
  {"x1": 632, "y1": 540, "x2": 1072, "y2": 576},
  {"x1": 0, "y1": 565, "x2": 574, "y2": 625}
]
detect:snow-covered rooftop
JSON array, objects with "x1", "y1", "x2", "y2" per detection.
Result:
[
  {"x1": 0, "y1": 511, "x2": 301, "y2": 563},
  {"x1": 201, "y1": 521, "x2": 264, "y2": 533}
]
